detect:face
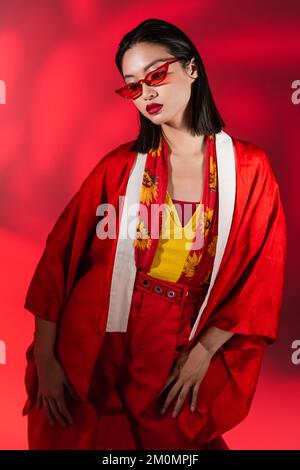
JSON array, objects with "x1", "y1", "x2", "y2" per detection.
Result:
[{"x1": 121, "y1": 42, "x2": 198, "y2": 127}]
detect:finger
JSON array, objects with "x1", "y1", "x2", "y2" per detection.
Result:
[
  {"x1": 56, "y1": 398, "x2": 73, "y2": 425},
  {"x1": 157, "y1": 359, "x2": 182, "y2": 397},
  {"x1": 157, "y1": 371, "x2": 177, "y2": 398},
  {"x1": 190, "y1": 381, "x2": 201, "y2": 412},
  {"x1": 172, "y1": 383, "x2": 191, "y2": 418},
  {"x1": 47, "y1": 397, "x2": 67, "y2": 427},
  {"x1": 64, "y1": 379, "x2": 79, "y2": 400},
  {"x1": 160, "y1": 379, "x2": 183, "y2": 414},
  {"x1": 43, "y1": 396, "x2": 55, "y2": 425}
]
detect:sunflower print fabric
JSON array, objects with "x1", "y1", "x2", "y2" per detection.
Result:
[
  {"x1": 140, "y1": 170, "x2": 158, "y2": 207},
  {"x1": 134, "y1": 131, "x2": 218, "y2": 287}
]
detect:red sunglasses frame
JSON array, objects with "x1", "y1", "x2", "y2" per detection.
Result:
[{"x1": 115, "y1": 58, "x2": 181, "y2": 100}]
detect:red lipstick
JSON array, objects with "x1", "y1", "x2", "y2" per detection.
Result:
[{"x1": 146, "y1": 103, "x2": 163, "y2": 115}]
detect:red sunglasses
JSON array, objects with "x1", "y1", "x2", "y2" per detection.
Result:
[{"x1": 115, "y1": 58, "x2": 181, "y2": 100}]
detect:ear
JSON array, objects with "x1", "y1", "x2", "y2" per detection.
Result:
[{"x1": 186, "y1": 57, "x2": 198, "y2": 80}]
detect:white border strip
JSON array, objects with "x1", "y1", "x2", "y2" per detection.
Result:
[
  {"x1": 188, "y1": 130, "x2": 236, "y2": 340},
  {"x1": 106, "y1": 152, "x2": 147, "y2": 332}
]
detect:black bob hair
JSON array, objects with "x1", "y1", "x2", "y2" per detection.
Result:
[{"x1": 115, "y1": 18, "x2": 225, "y2": 153}]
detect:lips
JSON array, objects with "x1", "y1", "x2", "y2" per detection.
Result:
[{"x1": 146, "y1": 103, "x2": 163, "y2": 114}]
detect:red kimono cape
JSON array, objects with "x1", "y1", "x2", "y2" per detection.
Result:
[{"x1": 22, "y1": 131, "x2": 287, "y2": 444}]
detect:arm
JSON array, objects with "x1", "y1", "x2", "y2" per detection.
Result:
[
  {"x1": 34, "y1": 317, "x2": 57, "y2": 361},
  {"x1": 24, "y1": 156, "x2": 110, "y2": 423},
  {"x1": 159, "y1": 326, "x2": 234, "y2": 416},
  {"x1": 197, "y1": 325, "x2": 235, "y2": 356},
  {"x1": 34, "y1": 317, "x2": 78, "y2": 427},
  {"x1": 26, "y1": 180, "x2": 90, "y2": 425},
  {"x1": 161, "y1": 149, "x2": 287, "y2": 436}
]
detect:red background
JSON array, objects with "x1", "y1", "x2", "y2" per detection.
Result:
[{"x1": 0, "y1": 0, "x2": 299, "y2": 449}]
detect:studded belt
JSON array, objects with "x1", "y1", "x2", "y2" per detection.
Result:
[{"x1": 134, "y1": 270, "x2": 207, "y2": 307}]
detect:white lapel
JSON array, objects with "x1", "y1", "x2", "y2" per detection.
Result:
[
  {"x1": 105, "y1": 152, "x2": 147, "y2": 332},
  {"x1": 188, "y1": 130, "x2": 236, "y2": 340},
  {"x1": 106, "y1": 130, "x2": 236, "y2": 334}
]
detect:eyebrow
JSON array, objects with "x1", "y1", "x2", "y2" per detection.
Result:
[{"x1": 123, "y1": 58, "x2": 169, "y2": 80}]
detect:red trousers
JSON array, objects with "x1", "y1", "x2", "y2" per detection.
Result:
[{"x1": 27, "y1": 272, "x2": 229, "y2": 450}]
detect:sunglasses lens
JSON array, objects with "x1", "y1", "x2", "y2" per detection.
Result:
[
  {"x1": 147, "y1": 67, "x2": 167, "y2": 85},
  {"x1": 116, "y1": 62, "x2": 171, "y2": 99},
  {"x1": 116, "y1": 83, "x2": 140, "y2": 99},
  {"x1": 129, "y1": 84, "x2": 142, "y2": 99},
  {"x1": 128, "y1": 83, "x2": 140, "y2": 93},
  {"x1": 126, "y1": 83, "x2": 142, "y2": 99}
]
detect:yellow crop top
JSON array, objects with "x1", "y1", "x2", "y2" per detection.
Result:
[{"x1": 147, "y1": 191, "x2": 203, "y2": 282}]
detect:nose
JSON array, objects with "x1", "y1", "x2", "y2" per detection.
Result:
[{"x1": 141, "y1": 82, "x2": 157, "y2": 99}]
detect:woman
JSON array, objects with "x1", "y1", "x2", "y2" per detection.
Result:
[{"x1": 22, "y1": 18, "x2": 286, "y2": 450}]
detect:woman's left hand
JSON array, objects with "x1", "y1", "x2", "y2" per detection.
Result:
[{"x1": 159, "y1": 341, "x2": 213, "y2": 418}]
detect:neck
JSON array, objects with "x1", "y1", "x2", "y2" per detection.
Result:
[{"x1": 160, "y1": 125, "x2": 206, "y2": 159}]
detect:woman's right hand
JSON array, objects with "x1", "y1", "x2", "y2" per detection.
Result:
[{"x1": 35, "y1": 354, "x2": 78, "y2": 427}]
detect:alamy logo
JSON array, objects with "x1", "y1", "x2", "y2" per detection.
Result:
[
  {"x1": 95, "y1": 196, "x2": 206, "y2": 251},
  {"x1": 0, "y1": 340, "x2": 6, "y2": 365},
  {"x1": 291, "y1": 340, "x2": 300, "y2": 365},
  {"x1": 0, "y1": 80, "x2": 6, "y2": 104},
  {"x1": 291, "y1": 80, "x2": 300, "y2": 105}
]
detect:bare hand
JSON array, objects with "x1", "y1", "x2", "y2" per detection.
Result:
[
  {"x1": 159, "y1": 342, "x2": 213, "y2": 418},
  {"x1": 35, "y1": 355, "x2": 78, "y2": 427}
]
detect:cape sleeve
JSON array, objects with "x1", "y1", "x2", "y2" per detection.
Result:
[
  {"x1": 178, "y1": 149, "x2": 287, "y2": 445},
  {"x1": 23, "y1": 157, "x2": 109, "y2": 323},
  {"x1": 204, "y1": 149, "x2": 287, "y2": 344}
]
